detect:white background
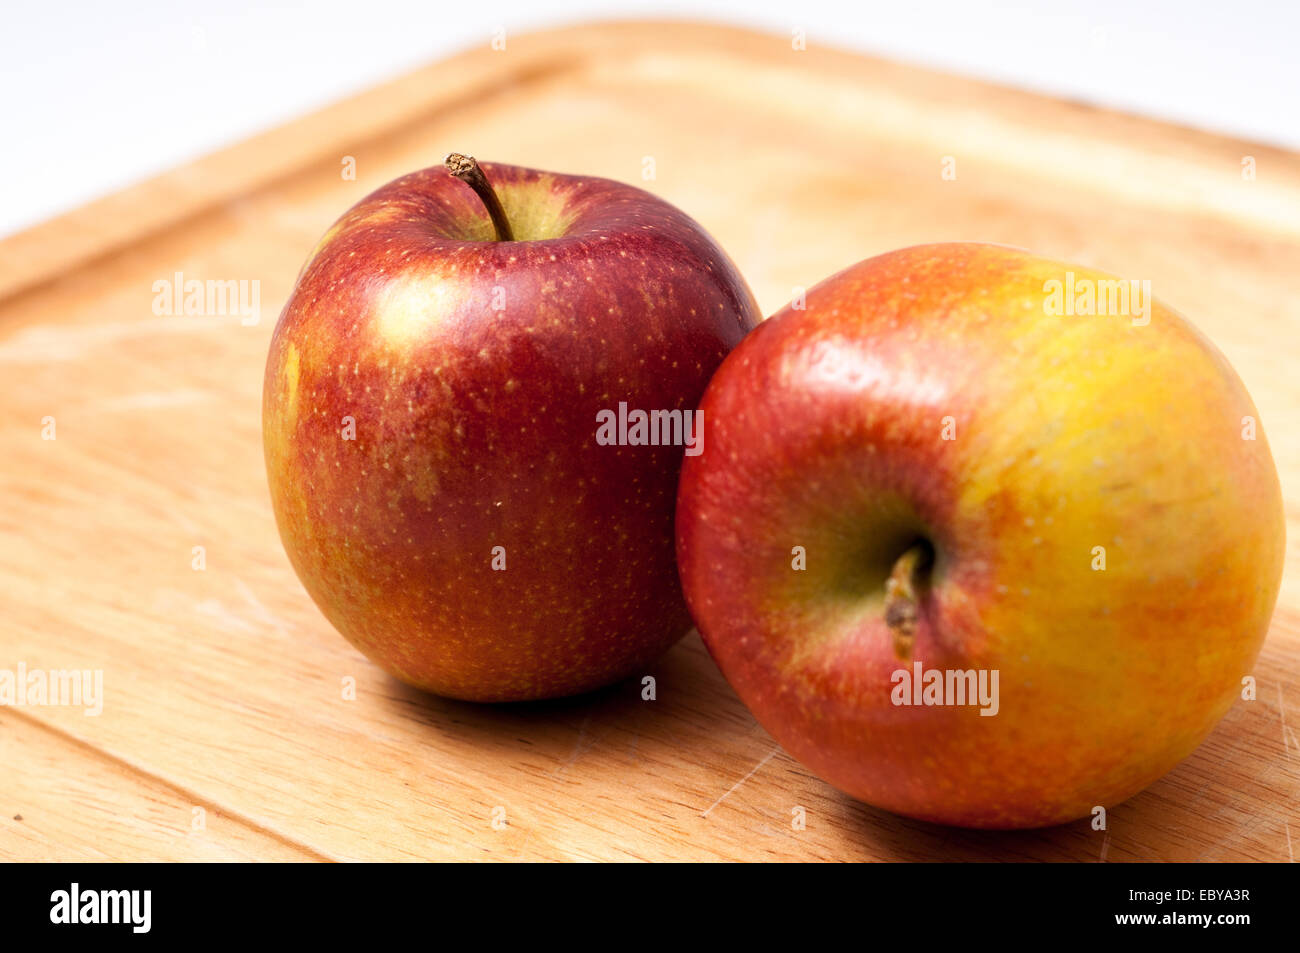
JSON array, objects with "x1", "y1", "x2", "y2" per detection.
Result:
[{"x1": 3, "y1": 0, "x2": 1297, "y2": 237}]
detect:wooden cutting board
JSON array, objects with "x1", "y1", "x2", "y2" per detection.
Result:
[{"x1": 2, "y1": 20, "x2": 1297, "y2": 862}]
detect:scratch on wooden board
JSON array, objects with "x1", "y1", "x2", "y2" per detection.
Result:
[
  {"x1": 194, "y1": 599, "x2": 256, "y2": 634},
  {"x1": 164, "y1": 502, "x2": 201, "y2": 536},
  {"x1": 1280, "y1": 685, "x2": 1299, "y2": 755},
  {"x1": 701, "y1": 745, "x2": 780, "y2": 818},
  {"x1": 233, "y1": 577, "x2": 291, "y2": 639},
  {"x1": 551, "y1": 715, "x2": 595, "y2": 777}
]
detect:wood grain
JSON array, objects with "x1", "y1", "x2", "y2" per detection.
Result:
[{"x1": 1, "y1": 20, "x2": 1297, "y2": 861}]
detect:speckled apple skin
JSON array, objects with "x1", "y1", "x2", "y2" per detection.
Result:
[
  {"x1": 264, "y1": 162, "x2": 759, "y2": 701},
  {"x1": 677, "y1": 243, "x2": 1285, "y2": 828}
]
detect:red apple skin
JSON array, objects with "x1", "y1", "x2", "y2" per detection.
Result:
[
  {"x1": 264, "y1": 162, "x2": 759, "y2": 701},
  {"x1": 677, "y1": 242, "x2": 1285, "y2": 829}
]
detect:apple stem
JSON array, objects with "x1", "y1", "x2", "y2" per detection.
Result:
[
  {"x1": 884, "y1": 542, "x2": 931, "y2": 659},
  {"x1": 444, "y1": 153, "x2": 515, "y2": 242}
]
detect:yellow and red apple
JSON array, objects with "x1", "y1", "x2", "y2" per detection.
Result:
[{"x1": 676, "y1": 242, "x2": 1284, "y2": 828}]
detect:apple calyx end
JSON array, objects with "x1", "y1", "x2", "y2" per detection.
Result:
[{"x1": 884, "y1": 541, "x2": 932, "y2": 660}]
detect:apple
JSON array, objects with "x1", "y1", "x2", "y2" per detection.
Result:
[
  {"x1": 676, "y1": 242, "x2": 1284, "y2": 828},
  {"x1": 264, "y1": 155, "x2": 759, "y2": 701}
]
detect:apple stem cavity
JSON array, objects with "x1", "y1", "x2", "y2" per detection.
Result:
[
  {"x1": 444, "y1": 153, "x2": 515, "y2": 242},
  {"x1": 884, "y1": 541, "x2": 932, "y2": 659}
]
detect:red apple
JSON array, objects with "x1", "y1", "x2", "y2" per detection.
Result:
[
  {"x1": 676, "y1": 242, "x2": 1284, "y2": 828},
  {"x1": 264, "y1": 155, "x2": 759, "y2": 701}
]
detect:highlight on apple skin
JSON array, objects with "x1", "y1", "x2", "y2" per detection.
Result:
[
  {"x1": 675, "y1": 242, "x2": 1285, "y2": 829},
  {"x1": 263, "y1": 158, "x2": 760, "y2": 702}
]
